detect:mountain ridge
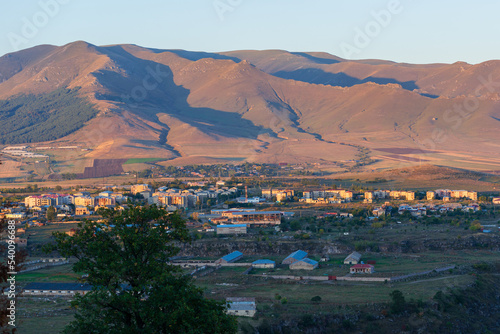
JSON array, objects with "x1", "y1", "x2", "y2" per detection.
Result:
[{"x1": 0, "y1": 41, "x2": 499, "y2": 174}]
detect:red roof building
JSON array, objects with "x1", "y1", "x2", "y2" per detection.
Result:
[{"x1": 350, "y1": 264, "x2": 374, "y2": 274}]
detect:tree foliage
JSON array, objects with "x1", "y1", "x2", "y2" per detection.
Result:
[
  {"x1": 46, "y1": 206, "x2": 56, "y2": 221},
  {"x1": 48, "y1": 206, "x2": 237, "y2": 334},
  {"x1": 389, "y1": 290, "x2": 406, "y2": 314},
  {"x1": 0, "y1": 87, "x2": 98, "y2": 144}
]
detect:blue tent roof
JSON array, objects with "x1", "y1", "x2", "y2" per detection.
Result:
[
  {"x1": 221, "y1": 251, "x2": 243, "y2": 262},
  {"x1": 253, "y1": 259, "x2": 275, "y2": 264},
  {"x1": 283, "y1": 250, "x2": 307, "y2": 261}
]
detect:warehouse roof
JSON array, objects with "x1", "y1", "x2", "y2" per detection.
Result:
[
  {"x1": 298, "y1": 258, "x2": 318, "y2": 266},
  {"x1": 217, "y1": 224, "x2": 247, "y2": 228},
  {"x1": 252, "y1": 259, "x2": 275, "y2": 264},
  {"x1": 230, "y1": 211, "x2": 283, "y2": 215},
  {"x1": 283, "y1": 250, "x2": 307, "y2": 262},
  {"x1": 221, "y1": 251, "x2": 243, "y2": 262}
]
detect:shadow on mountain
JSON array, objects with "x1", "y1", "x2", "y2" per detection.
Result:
[
  {"x1": 92, "y1": 46, "x2": 266, "y2": 141},
  {"x1": 290, "y1": 52, "x2": 340, "y2": 65},
  {"x1": 272, "y1": 68, "x2": 437, "y2": 98},
  {"x1": 147, "y1": 48, "x2": 242, "y2": 63},
  {"x1": 420, "y1": 93, "x2": 439, "y2": 99}
]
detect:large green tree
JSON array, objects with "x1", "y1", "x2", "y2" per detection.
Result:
[
  {"x1": 46, "y1": 206, "x2": 56, "y2": 221},
  {"x1": 49, "y1": 206, "x2": 237, "y2": 334}
]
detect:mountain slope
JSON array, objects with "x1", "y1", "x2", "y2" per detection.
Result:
[{"x1": 0, "y1": 42, "x2": 499, "y2": 174}]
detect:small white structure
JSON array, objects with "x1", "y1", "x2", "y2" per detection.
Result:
[
  {"x1": 344, "y1": 252, "x2": 362, "y2": 265},
  {"x1": 226, "y1": 297, "x2": 256, "y2": 317},
  {"x1": 252, "y1": 259, "x2": 276, "y2": 269},
  {"x1": 350, "y1": 264, "x2": 374, "y2": 274}
]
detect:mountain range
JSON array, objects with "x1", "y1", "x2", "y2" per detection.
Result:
[{"x1": 0, "y1": 41, "x2": 499, "y2": 174}]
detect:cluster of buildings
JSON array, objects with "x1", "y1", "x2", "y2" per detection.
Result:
[
  {"x1": 1, "y1": 146, "x2": 48, "y2": 158},
  {"x1": 282, "y1": 250, "x2": 319, "y2": 270},
  {"x1": 300, "y1": 189, "x2": 353, "y2": 204},
  {"x1": 364, "y1": 189, "x2": 479, "y2": 203},
  {"x1": 344, "y1": 252, "x2": 375, "y2": 274},
  {"x1": 261, "y1": 188, "x2": 294, "y2": 202},
  {"x1": 147, "y1": 184, "x2": 239, "y2": 209},
  {"x1": 364, "y1": 190, "x2": 415, "y2": 203},
  {"x1": 426, "y1": 189, "x2": 478, "y2": 201},
  {"x1": 397, "y1": 202, "x2": 480, "y2": 216},
  {"x1": 24, "y1": 191, "x2": 128, "y2": 216}
]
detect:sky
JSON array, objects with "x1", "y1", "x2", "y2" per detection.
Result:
[{"x1": 1, "y1": 0, "x2": 499, "y2": 64}]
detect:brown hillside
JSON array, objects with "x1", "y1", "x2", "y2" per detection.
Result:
[{"x1": 0, "y1": 42, "x2": 499, "y2": 175}]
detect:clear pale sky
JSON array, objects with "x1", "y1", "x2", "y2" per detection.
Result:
[{"x1": 1, "y1": 0, "x2": 498, "y2": 64}]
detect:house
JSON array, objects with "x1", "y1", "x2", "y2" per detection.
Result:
[
  {"x1": 215, "y1": 251, "x2": 243, "y2": 264},
  {"x1": 226, "y1": 297, "x2": 256, "y2": 317},
  {"x1": 5, "y1": 212, "x2": 26, "y2": 219},
  {"x1": 14, "y1": 238, "x2": 27, "y2": 247},
  {"x1": 75, "y1": 207, "x2": 91, "y2": 216},
  {"x1": 216, "y1": 224, "x2": 247, "y2": 235},
  {"x1": 22, "y1": 282, "x2": 92, "y2": 296},
  {"x1": 350, "y1": 264, "x2": 374, "y2": 274},
  {"x1": 131, "y1": 184, "x2": 152, "y2": 195},
  {"x1": 282, "y1": 250, "x2": 308, "y2": 265},
  {"x1": 289, "y1": 258, "x2": 318, "y2": 270},
  {"x1": 344, "y1": 252, "x2": 362, "y2": 265},
  {"x1": 252, "y1": 259, "x2": 276, "y2": 269}
]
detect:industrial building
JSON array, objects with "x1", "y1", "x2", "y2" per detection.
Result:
[
  {"x1": 344, "y1": 252, "x2": 362, "y2": 265},
  {"x1": 226, "y1": 297, "x2": 256, "y2": 317},
  {"x1": 214, "y1": 211, "x2": 283, "y2": 226},
  {"x1": 215, "y1": 251, "x2": 243, "y2": 264},
  {"x1": 216, "y1": 224, "x2": 247, "y2": 235},
  {"x1": 252, "y1": 259, "x2": 276, "y2": 269},
  {"x1": 23, "y1": 282, "x2": 92, "y2": 296},
  {"x1": 289, "y1": 258, "x2": 318, "y2": 270},
  {"x1": 282, "y1": 250, "x2": 308, "y2": 265}
]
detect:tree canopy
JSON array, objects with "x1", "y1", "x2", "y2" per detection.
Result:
[
  {"x1": 0, "y1": 87, "x2": 98, "y2": 144},
  {"x1": 49, "y1": 206, "x2": 237, "y2": 334}
]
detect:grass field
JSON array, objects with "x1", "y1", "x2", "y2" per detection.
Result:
[
  {"x1": 17, "y1": 264, "x2": 81, "y2": 283},
  {"x1": 17, "y1": 297, "x2": 74, "y2": 334},
  {"x1": 26, "y1": 223, "x2": 79, "y2": 255}
]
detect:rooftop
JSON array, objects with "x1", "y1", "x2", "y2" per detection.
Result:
[
  {"x1": 297, "y1": 258, "x2": 318, "y2": 265},
  {"x1": 346, "y1": 251, "x2": 362, "y2": 260},
  {"x1": 351, "y1": 264, "x2": 374, "y2": 269},
  {"x1": 252, "y1": 259, "x2": 275, "y2": 264},
  {"x1": 217, "y1": 224, "x2": 247, "y2": 228},
  {"x1": 231, "y1": 211, "x2": 283, "y2": 215},
  {"x1": 221, "y1": 251, "x2": 243, "y2": 262},
  {"x1": 284, "y1": 250, "x2": 308, "y2": 261}
]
